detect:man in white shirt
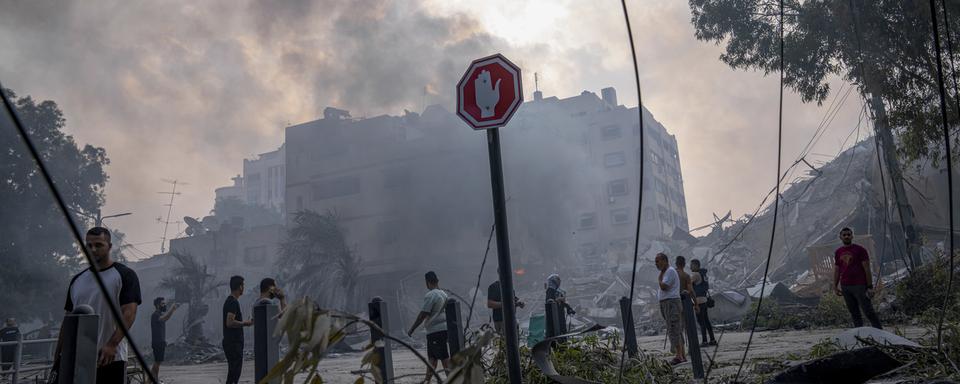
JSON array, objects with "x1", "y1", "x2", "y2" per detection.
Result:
[
  {"x1": 656, "y1": 253, "x2": 685, "y2": 365},
  {"x1": 406, "y1": 271, "x2": 449, "y2": 383}
]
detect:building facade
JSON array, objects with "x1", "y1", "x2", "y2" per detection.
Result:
[
  {"x1": 284, "y1": 87, "x2": 688, "y2": 293},
  {"x1": 214, "y1": 145, "x2": 286, "y2": 215}
]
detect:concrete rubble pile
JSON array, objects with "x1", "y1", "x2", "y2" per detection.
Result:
[{"x1": 531, "y1": 137, "x2": 954, "y2": 331}]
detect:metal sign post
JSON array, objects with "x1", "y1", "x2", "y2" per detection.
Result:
[{"x1": 456, "y1": 53, "x2": 524, "y2": 383}]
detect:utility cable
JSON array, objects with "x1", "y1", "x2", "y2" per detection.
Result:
[
  {"x1": 734, "y1": 0, "x2": 784, "y2": 380},
  {"x1": 928, "y1": 0, "x2": 957, "y2": 353},
  {"x1": 463, "y1": 223, "x2": 495, "y2": 331},
  {"x1": 0, "y1": 83, "x2": 159, "y2": 384},
  {"x1": 618, "y1": 0, "x2": 647, "y2": 382}
]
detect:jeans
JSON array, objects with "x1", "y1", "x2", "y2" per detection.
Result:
[
  {"x1": 696, "y1": 304, "x2": 716, "y2": 342},
  {"x1": 841, "y1": 284, "x2": 882, "y2": 329},
  {"x1": 223, "y1": 341, "x2": 244, "y2": 384}
]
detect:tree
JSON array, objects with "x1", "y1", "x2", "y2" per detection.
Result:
[
  {"x1": 277, "y1": 210, "x2": 361, "y2": 311},
  {"x1": 0, "y1": 88, "x2": 109, "y2": 320},
  {"x1": 689, "y1": 0, "x2": 958, "y2": 161},
  {"x1": 158, "y1": 251, "x2": 223, "y2": 344},
  {"x1": 688, "y1": 0, "x2": 960, "y2": 266}
]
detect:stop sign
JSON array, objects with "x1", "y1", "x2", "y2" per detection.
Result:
[{"x1": 456, "y1": 54, "x2": 523, "y2": 130}]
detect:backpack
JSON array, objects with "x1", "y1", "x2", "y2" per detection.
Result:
[{"x1": 693, "y1": 268, "x2": 710, "y2": 297}]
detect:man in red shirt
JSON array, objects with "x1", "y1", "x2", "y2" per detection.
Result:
[{"x1": 833, "y1": 227, "x2": 882, "y2": 329}]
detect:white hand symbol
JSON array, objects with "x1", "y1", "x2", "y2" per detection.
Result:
[{"x1": 474, "y1": 69, "x2": 501, "y2": 118}]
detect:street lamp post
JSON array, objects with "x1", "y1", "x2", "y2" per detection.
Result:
[{"x1": 94, "y1": 211, "x2": 133, "y2": 227}]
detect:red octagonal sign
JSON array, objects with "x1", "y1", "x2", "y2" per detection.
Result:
[{"x1": 456, "y1": 53, "x2": 523, "y2": 130}]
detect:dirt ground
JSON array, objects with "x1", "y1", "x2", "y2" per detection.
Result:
[{"x1": 158, "y1": 326, "x2": 927, "y2": 383}]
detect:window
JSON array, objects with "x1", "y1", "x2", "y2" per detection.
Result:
[
  {"x1": 377, "y1": 220, "x2": 402, "y2": 244},
  {"x1": 578, "y1": 213, "x2": 597, "y2": 229},
  {"x1": 312, "y1": 176, "x2": 361, "y2": 200},
  {"x1": 296, "y1": 196, "x2": 303, "y2": 211},
  {"x1": 609, "y1": 238, "x2": 632, "y2": 250},
  {"x1": 243, "y1": 246, "x2": 267, "y2": 266},
  {"x1": 601, "y1": 125, "x2": 622, "y2": 140},
  {"x1": 611, "y1": 208, "x2": 631, "y2": 225},
  {"x1": 608, "y1": 179, "x2": 628, "y2": 197},
  {"x1": 578, "y1": 242, "x2": 599, "y2": 257},
  {"x1": 383, "y1": 167, "x2": 410, "y2": 189},
  {"x1": 659, "y1": 205, "x2": 672, "y2": 224},
  {"x1": 604, "y1": 152, "x2": 626, "y2": 168}
]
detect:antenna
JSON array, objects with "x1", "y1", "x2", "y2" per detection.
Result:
[
  {"x1": 535, "y1": 72, "x2": 540, "y2": 92},
  {"x1": 157, "y1": 179, "x2": 187, "y2": 253}
]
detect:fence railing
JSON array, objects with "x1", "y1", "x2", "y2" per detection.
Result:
[{"x1": 0, "y1": 336, "x2": 57, "y2": 384}]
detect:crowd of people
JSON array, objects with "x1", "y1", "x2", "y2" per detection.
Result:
[{"x1": 0, "y1": 225, "x2": 882, "y2": 382}]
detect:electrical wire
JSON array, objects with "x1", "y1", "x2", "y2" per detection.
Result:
[
  {"x1": 463, "y1": 223, "x2": 495, "y2": 331},
  {"x1": 0, "y1": 83, "x2": 159, "y2": 384},
  {"x1": 928, "y1": 0, "x2": 957, "y2": 353},
  {"x1": 618, "y1": 0, "x2": 647, "y2": 382},
  {"x1": 733, "y1": 0, "x2": 784, "y2": 380}
]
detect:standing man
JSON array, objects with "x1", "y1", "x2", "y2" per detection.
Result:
[
  {"x1": 834, "y1": 227, "x2": 882, "y2": 329},
  {"x1": 655, "y1": 253, "x2": 685, "y2": 365},
  {"x1": 150, "y1": 297, "x2": 179, "y2": 380},
  {"x1": 675, "y1": 256, "x2": 699, "y2": 313},
  {"x1": 58, "y1": 227, "x2": 142, "y2": 383},
  {"x1": 256, "y1": 278, "x2": 287, "y2": 311},
  {"x1": 223, "y1": 275, "x2": 253, "y2": 384},
  {"x1": 406, "y1": 271, "x2": 449, "y2": 383},
  {"x1": 487, "y1": 279, "x2": 524, "y2": 334},
  {"x1": 690, "y1": 259, "x2": 717, "y2": 346},
  {"x1": 1, "y1": 318, "x2": 20, "y2": 373}
]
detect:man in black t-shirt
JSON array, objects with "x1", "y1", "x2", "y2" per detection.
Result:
[
  {"x1": 486, "y1": 280, "x2": 524, "y2": 334},
  {"x1": 1, "y1": 318, "x2": 20, "y2": 372},
  {"x1": 223, "y1": 276, "x2": 252, "y2": 384},
  {"x1": 150, "y1": 297, "x2": 179, "y2": 380}
]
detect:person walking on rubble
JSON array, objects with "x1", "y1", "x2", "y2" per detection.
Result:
[
  {"x1": 656, "y1": 253, "x2": 686, "y2": 365},
  {"x1": 690, "y1": 259, "x2": 717, "y2": 346},
  {"x1": 833, "y1": 227, "x2": 882, "y2": 329},
  {"x1": 406, "y1": 271, "x2": 450, "y2": 383}
]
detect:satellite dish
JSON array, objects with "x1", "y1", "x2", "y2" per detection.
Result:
[{"x1": 183, "y1": 216, "x2": 207, "y2": 236}]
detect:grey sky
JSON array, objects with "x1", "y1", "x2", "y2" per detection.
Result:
[{"x1": 0, "y1": 1, "x2": 864, "y2": 257}]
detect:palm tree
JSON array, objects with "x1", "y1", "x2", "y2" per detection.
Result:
[
  {"x1": 158, "y1": 251, "x2": 223, "y2": 344},
  {"x1": 278, "y1": 210, "x2": 361, "y2": 311}
]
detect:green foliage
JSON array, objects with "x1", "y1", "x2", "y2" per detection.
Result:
[
  {"x1": 0, "y1": 88, "x2": 109, "y2": 321},
  {"x1": 278, "y1": 210, "x2": 361, "y2": 312},
  {"x1": 810, "y1": 292, "x2": 852, "y2": 327},
  {"x1": 482, "y1": 333, "x2": 686, "y2": 383},
  {"x1": 741, "y1": 299, "x2": 800, "y2": 329},
  {"x1": 894, "y1": 252, "x2": 960, "y2": 325},
  {"x1": 808, "y1": 338, "x2": 843, "y2": 359},
  {"x1": 688, "y1": 0, "x2": 960, "y2": 165}
]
